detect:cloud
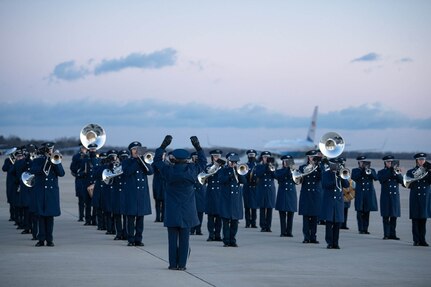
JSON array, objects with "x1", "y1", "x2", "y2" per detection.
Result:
[
  {"x1": 351, "y1": 52, "x2": 381, "y2": 63},
  {"x1": 94, "y1": 48, "x2": 177, "y2": 75},
  {"x1": 0, "y1": 100, "x2": 430, "y2": 131},
  {"x1": 49, "y1": 48, "x2": 177, "y2": 81},
  {"x1": 396, "y1": 57, "x2": 413, "y2": 63},
  {"x1": 50, "y1": 61, "x2": 90, "y2": 81}
]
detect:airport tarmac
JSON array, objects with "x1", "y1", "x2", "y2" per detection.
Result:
[{"x1": 0, "y1": 156, "x2": 430, "y2": 287}]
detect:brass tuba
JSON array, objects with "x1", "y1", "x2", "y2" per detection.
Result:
[
  {"x1": 80, "y1": 123, "x2": 106, "y2": 150},
  {"x1": 319, "y1": 132, "x2": 345, "y2": 159},
  {"x1": 21, "y1": 171, "x2": 35, "y2": 188}
]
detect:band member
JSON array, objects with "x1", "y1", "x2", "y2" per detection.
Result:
[
  {"x1": 255, "y1": 151, "x2": 276, "y2": 232},
  {"x1": 321, "y1": 158, "x2": 349, "y2": 249},
  {"x1": 351, "y1": 155, "x2": 378, "y2": 234},
  {"x1": 298, "y1": 150, "x2": 322, "y2": 244},
  {"x1": 243, "y1": 149, "x2": 259, "y2": 228},
  {"x1": 122, "y1": 141, "x2": 153, "y2": 246},
  {"x1": 81, "y1": 143, "x2": 100, "y2": 226},
  {"x1": 152, "y1": 151, "x2": 166, "y2": 223},
  {"x1": 274, "y1": 155, "x2": 297, "y2": 237},
  {"x1": 91, "y1": 152, "x2": 107, "y2": 231},
  {"x1": 113, "y1": 150, "x2": 128, "y2": 240},
  {"x1": 30, "y1": 142, "x2": 65, "y2": 247},
  {"x1": 190, "y1": 151, "x2": 206, "y2": 235},
  {"x1": 406, "y1": 153, "x2": 431, "y2": 246},
  {"x1": 219, "y1": 154, "x2": 245, "y2": 247},
  {"x1": 339, "y1": 157, "x2": 353, "y2": 230},
  {"x1": 377, "y1": 155, "x2": 403, "y2": 240},
  {"x1": 154, "y1": 135, "x2": 206, "y2": 270},
  {"x1": 2, "y1": 147, "x2": 18, "y2": 223},
  {"x1": 101, "y1": 150, "x2": 118, "y2": 235},
  {"x1": 205, "y1": 149, "x2": 224, "y2": 242},
  {"x1": 70, "y1": 143, "x2": 88, "y2": 222}
]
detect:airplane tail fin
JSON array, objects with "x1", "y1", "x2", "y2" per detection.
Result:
[{"x1": 306, "y1": 106, "x2": 318, "y2": 142}]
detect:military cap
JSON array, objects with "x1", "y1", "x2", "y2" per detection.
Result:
[
  {"x1": 172, "y1": 149, "x2": 190, "y2": 160},
  {"x1": 338, "y1": 157, "x2": 346, "y2": 163},
  {"x1": 305, "y1": 150, "x2": 318, "y2": 156},
  {"x1": 281, "y1": 155, "x2": 293, "y2": 160},
  {"x1": 329, "y1": 158, "x2": 342, "y2": 164},
  {"x1": 260, "y1": 151, "x2": 272, "y2": 157},
  {"x1": 128, "y1": 141, "x2": 142, "y2": 150},
  {"x1": 43, "y1": 142, "x2": 55, "y2": 149},
  {"x1": 191, "y1": 151, "x2": 198, "y2": 157},
  {"x1": 246, "y1": 149, "x2": 257, "y2": 156},
  {"x1": 87, "y1": 143, "x2": 98, "y2": 150},
  {"x1": 99, "y1": 152, "x2": 107, "y2": 158},
  {"x1": 382, "y1": 155, "x2": 394, "y2": 161},
  {"x1": 118, "y1": 150, "x2": 129, "y2": 158},
  {"x1": 107, "y1": 149, "x2": 118, "y2": 157},
  {"x1": 210, "y1": 149, "x2": 223, "y2": 155},
  {"x1": 228, "y1": 154, "x2": 240, "y2": 162},
  {"x1": 356, "y1": 155, "x2": 367, "y2": 161},
  {"x1": 414, "y1": 153, "x2": 427, "y2": 159}
]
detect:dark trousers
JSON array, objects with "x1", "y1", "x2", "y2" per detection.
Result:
[
  {"x1": 77, "y1": 194, "x2": 85, "y2": 220},
  {"x1": 15, "y1": 206, "x2": 24, "y2": 228},
  {"x1": 222, "y1": 218, "x2": 239, "y2": 245},
  {"x1": 303, "y1": 215, "x2": 318, "y2": 241},
  {"x1": 207, "y1": 214, "x2": 222, "y2": 239},
  {"x1": 104, "y1": 212, "x2": 113, "y2": 233},
  {"x1": 22, "y1": 207, "x2": 31, "y2": 231},
  {"x1": 114, "y1": 213, "x2": 125, "y2": 238},
  {"x1": 244, "y1": 207, "x2": 257, "y2": 227},
  {"x1": 383, "y1": 216, "x2": 397, "y2": 238},
  {"x1": 38, "y1": 216, "x2": 54, "y2": 242},
  {"x1": 259, "y1": 208, "x2": 273, "y2": 231},
  {"x1": 30, "y1": 212, "x2": 38, "y2": 239},
  {"x1": 127, "y1": 215, "x2": 144, "y2": 244},
  {"x1": 84, "y1": 194, "x2": 95, "y2": 224},
  {"x1": 96, "y1": 208, "x2": 105, "y2": 229},
  {"x1": 341, "y1": 207, "x2": 349, "y2": 228},
  {"x1": 412, "y1": 218, "x2": 427, "y2": 244},
  {"x1": 279, "y1": 211, "x2": 294, "y2": 236},
  {"x1": 9, "y1": 204, "x2": 15, "y2": 221},
  {"x1": 154, "y1": 199, "x2": 164, "y2": 222},
  {"x1": 357, "y1": 211, "x2": 370, "y2": 232},
  {"x1": 167, "y1": 227, "x2": 190, "y2": 269},
  {"x1": 325, "y1": 221, "x2": 341, "y2": 247},
  {"x1": 191, "y1": 212, "x2": 204, "y2": 234}
]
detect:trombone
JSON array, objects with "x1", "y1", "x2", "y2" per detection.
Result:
[{"x1": 43, "y1": 150, "x2": 63, "y2": 176}]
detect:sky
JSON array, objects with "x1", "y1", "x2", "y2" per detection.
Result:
[{"x1": 0, "y1": 0, "x2": 430, "y2": 153}]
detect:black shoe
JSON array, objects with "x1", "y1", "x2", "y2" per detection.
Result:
[
  {"x1": 31, "y1": 237, "x2": 37, "y2": 241},
  {"x1": 390, "y1": 236, "x2": 400, "y2": 240},
  {"x1": 414, "y1": 242, "x2": 420, "y2": 246},
  {"x1": 206, "y1": 237, "x2": 214, "y2": 242},
  {"x1": 280, "y1": 234, "x2": 287, "y2": 237},
  {"x1": 78, "y1": 218, "x2": 84, "y2": 222},
  {"x1": 419, "y1": 242, "x2": 429, "y2": 247},
  {"x1": 114, "y1": 236, "x2": 121, "y2": 240},
  {"x1": 251, "y1": 225, "x2": 257, "y2": 228},
  {"x1": 333, "y1": 245, "x2": 340, "y2": 249},
  {"x1": 35, "y1": 241, "x2": 44, "y2": 247},
  {"x1": 135, "y1": 242, "x2": 144, "y2": 246},
  {"x1": 168, "y1": 266, "x2": 177, "y2": 270},
  {"x1": 196, "y1": 231, "x2": 203, "y2": 235},
  {"x1": 266, "y1": 228, "x2": 272, "y2": 232},
  {"x1": 230, "y1": 243, "x2": 238, "y2": 247},
  {"x1": 21, "y1": 230, "x2": 31, "y2": 234},
  {"x1": 245, "y1": 224, "x2": 250, "y2": 228},
  {"x1": 365, "y1": 231, "x2": 370, "y2": 234},
  {"x1": 327, "y1": 245, "x2": 333, "y2": 249},
  {"x1": 302, "y1": 240, "x2": 310, "y2": 244},
  {"x1": 46, "y1": 241, "x2": 55, "y2": 247},
  {"x1": 177, "y1": 267, "x2": 187, "y2": 271},
  {"x1": 84, "y1": 222, "x2": 90, "y2": 226},
  {"x1": 190, "y1": 231, "x2": 195, "y2": 235},
  {"x1": 383, "y1": 236, "x2": 389, "y2": 240},
  {"x1": 223, "y1": 244, "x2": 229, "y2": 247},
  {"x1": 260, "y1": 228, "x2": 266, "y2": 232},
  {"x1": 127, "y1": 242, "x2": 134, "y2": 246},
  {"x1": 340, "y1": 226, "x2": 349, "y2": 230},
  {"x1": 286, "y1": 234, "x2": 293, "y2": 237},
  {"x1": 310, "y1": 240, "x2": 319, "y2": 244},
  {"x1": 214, "y1": 237, "x2": 222, "y2": 242}
]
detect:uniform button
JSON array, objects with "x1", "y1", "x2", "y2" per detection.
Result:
[
  {"x1": 334, "y1": 196, "x2": 336, "y2": 199},
  {"x1": 45, "y1": 186, "x2": 47, "y2": 188},
  {"x1": 231, "y1": 191, "x2": 233, "y2": 194}
]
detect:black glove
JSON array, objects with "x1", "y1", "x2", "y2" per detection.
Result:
[
  {"x1": 190, "y1": 136, "x2": 202, "y2": 151},
  {"x1": 160, "y1": 135, "x2": 172, "y2": 149}
]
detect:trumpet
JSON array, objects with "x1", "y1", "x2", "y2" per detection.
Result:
[
  {"x1": 339, "y1": 166, "x2": 351, "y2": 180},
  {"x1": 50, "y1": 150, "x2": 62, "y2": 164}
]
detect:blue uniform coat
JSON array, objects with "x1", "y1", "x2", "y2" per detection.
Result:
[
  {"x1": 205, "y1": 164, "x2": 223, "y2": 215},
  {"x1": 321, "y1": 170, "x2": 349, "y2": 222},
  {"x1": 298, "y1": 165, "x2": 322, "y2": 216},
  {"x1": 218, "y1": 166, "x2": 245, "y2": 220},
  {"x1": 255, "y1": 164, "x2": 276, "y2": 208},
  {"x1": 377, "y1": 167, "x2": 403, "y2": 217},
  {"x1": 407, "y1": 167, "x2": 431, "y2": 219},
  {"x1": 274, "y1": 167, "x2": 298, "y2": 212},
  {"x1": 122, "y1": 157, "x2": 153, "y2": 216},
  {"x1": 154, "y1": 147, "x2": 207, "y2": 228},
  {"x1": 351, "y1": 168, "x2": 378, "y2": 212},
  {"x1": 30, "y1": 156, "x2": 65, "y2": 217},
  {"x1": 2, "y1": 159, "x2": 18, "y2": 205},
  {"x1": 242, "y1": 161, "x2": 259, "y2": 209}
]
